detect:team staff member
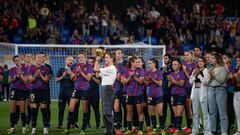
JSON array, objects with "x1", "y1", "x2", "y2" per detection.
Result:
[
  {"x1": 208, "y1": 53, "x2": 229, "y2": 135},
  {"x1": 8, "y1": 55, "x2": 28, "y2": 134},
  {"x1": 182, "y1": 51, "x2": 196, "y2": 133},
  {"x1": 122, "y1": 56, "x2": 144, "y2": 135},
  {"x1": 63, "y1": 51, "x2": 92, "y2": 135},
  {"x1": 168, "y1": 58, "x2": 186, "y2": 135},
  {"x1": 223, "y1": 53, "x2": 236, "y2": 133},
  {"x1": 94, "y1": 52, "x2": 117, "y2": 135},
  {"x1": 146, "y1": 58, "x2": 165, "y2": 135},
  {"x1": 29, "y1": 52, "x2": 50, "y2": 135},
  {"x1": 189, "y1": 56, "x2": 211, "y2": 135},
  {"x1": 56, "y1": 56, "x2": 75, "y2": 128},
  {"x1": 162, "y1": 54, "x2": 175, "y2": 132},
  {"x1": 86, "y1": 57, "x2": 101, "y2": 129}
]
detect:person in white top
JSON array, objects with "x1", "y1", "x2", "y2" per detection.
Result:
[
  {"x1": 94, "y1": 52, "x2": 117, "y2": 135},
  {"x1": 189, "y1": 56, "x2": 211, "y2": 135}
]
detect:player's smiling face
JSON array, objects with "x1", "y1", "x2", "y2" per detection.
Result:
[
  {"x1": 35, "y1": 54, "x2": 43, "y2": 66},
  {"x1": 148, "y1": 60, "x2": 154, "y2": 70},
  {"x1": 184, "y1": 52, "x2": 192, "y2": 62},
  {"x1": 14, "y1": 57, "x2": 21, "y2": 66},
  {"x1": 115, "y1": 50, "x2": 123, "y2": 60},
  {"x1": 78, "y1": 54, "x2": 86, "y2": 64},
  {"x1": 24, "y1": 54, "x2": 32, "y2": 63},
  {"x1": 172, "y1": 61, "x2": 180, "y2": 71}
]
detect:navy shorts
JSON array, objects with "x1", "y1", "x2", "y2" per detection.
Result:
[
  {"x1": 59, "y1": 89, "x2": 73, "y2": 101},
  {"x1": 10, "y1": 88, "x2": 26, "y2": 101},
  {"x1": 26, "y1": 90, "x2": 30, "y2": 99},
  {"x1": 114, "y1": 90, "x2": 123, "y2": 99},
  {"x1": 30, "y1": 89, "x2": 49, "y2": 104},
  {"x1": 148, "y1": 96, "x2": 163, "y2": 106},
  {"x1": 126, "y1": 95, "x2": 142, "y2": 105},
  {"x1": 171, "y1": 95, "x2": 185, "y2": 106},
  {"x1": 185, "y1": 87, "x2": 192, "y2": 98},
  {"x1": 71, "y1": 89, "x2": 89, "y2": 100}
]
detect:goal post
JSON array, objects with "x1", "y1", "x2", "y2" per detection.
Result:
[{"x1": 0, "y1": 43, "x2": 166, "y2": 99}]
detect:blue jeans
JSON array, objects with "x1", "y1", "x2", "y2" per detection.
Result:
[{"x1": 208, "y1": 87, "x2": 228, "y2": 133}]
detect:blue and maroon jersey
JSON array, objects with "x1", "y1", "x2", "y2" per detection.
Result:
[
  {"x1": 227, "y1": 66, "x2": 236, "y2": 93},
  {"x1": 139, "y1": 69, "x2": 147, "y2": 94},
  {"x1": 113, "y1": 61, "x2": 126, "y2": 92},
  {"x1": 0, "y1": 66, "x2": 5, "y2": 91},
  {"x1": 183, "y1": 62, "x2": 196, "y2": 88},
  {"x1": 147, "y1": 70, "x2": 163, "y2": 98},
  {"x1": 122, "y1": 68, "x2": 144, "y2": 96},
  {"x1": 29, "y1": 65, "x2": 50, "y2": 90},
  {"x1": 22, "y1": 63, "x2": 32, "y2": 90},
  {"x1": 170, "y1": 70, "x2": 186, "y2": 96},
  {"x1": 9, "y1": 65, "x2": 28, "y2": 90},
  {"x1": 72, "y1": 63, "x2": 93, "y2": 91}
]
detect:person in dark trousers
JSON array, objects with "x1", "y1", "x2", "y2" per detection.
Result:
[
  {"x1": 161, "y1": 54, "x2": 175, "y2": 132},
  {"x1": 0, "y1": 65, "x2": 5, "y2": 101},
  {"x1": 94, "y1": 52, "x2": 117, "y2": 135},
  {"x1": 56, "y1": 56, "x2": 75, "y2": 129},
  {"x1": 2, "y1": 64, "x2": 10, "y2": 101},
  {"x1": 86, "y1": 57, "x2": 101, "y2": 129}
]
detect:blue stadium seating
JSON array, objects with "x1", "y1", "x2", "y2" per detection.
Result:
[{"x1": 13, "y1": 35, "x2": 23, "y2": 43}]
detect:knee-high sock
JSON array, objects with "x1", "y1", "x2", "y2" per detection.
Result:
[
  {"x1": 41, "y1": 108, "x2": 48, "y2": 128},
  {"x1": 31, "y1": 108, "x2": 38, "y2": 128}
]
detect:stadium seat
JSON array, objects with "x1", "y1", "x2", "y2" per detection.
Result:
[
  {"x1": 18, "y1": 28, "x2": 24, "y2": 35},
  {"x1": 93, "y1": 35, "x2": 104, "y2": 44},
  {"x1": 142, "y1": 36, "x2": 157, "y2": 45},
  {"x1": 183, "y1": 44, "x2": 192, "y2": 51},
  {"x1": 13, "y1": 35, "x2": 23, "y2": 43}
]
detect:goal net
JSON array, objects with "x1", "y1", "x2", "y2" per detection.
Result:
[{"x1": 0, "y1": 43, "x2": 166, "y2": 99}]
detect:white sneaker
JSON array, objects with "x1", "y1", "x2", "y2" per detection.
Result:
[
  {"x1": 221, "y1": 132, "x2": 228, "y2": 135},
  {"x1": 7, "y1": 128, "x2": 15, "y2": 134},
  {"x1": 31, "y1": 128, "x2": 36, "y2": 135},
  {"x1": 22, "y1": 127, "x2": 26, "y2": 134},
  {"x1": 43, "y1": 128, "x2": 49, "y2": 134}
]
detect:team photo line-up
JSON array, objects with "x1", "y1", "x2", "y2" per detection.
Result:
[{"x1": 1, "y1": 47, "x2": 240, "y2": 135}]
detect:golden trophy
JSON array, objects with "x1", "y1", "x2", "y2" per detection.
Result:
[{"x1": 96, "y1": 46, "x2": 106, "y2": 58}]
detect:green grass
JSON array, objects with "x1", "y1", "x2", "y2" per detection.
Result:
[{"x1": 0, "y1": 101, "x2": 237, "y2": 135}]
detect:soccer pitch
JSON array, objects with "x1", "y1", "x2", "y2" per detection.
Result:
[{"x1": 0, "y1": 101, "x2": 235, "y2": 135}]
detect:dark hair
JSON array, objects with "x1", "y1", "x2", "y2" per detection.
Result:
[
  {"x1": 37, "y1": 51, "x2": 46, "y2": 56},
  {"x1": 137, "y1": 56, "x2": 146, "y2": 69},
  {"x1": 171, "y1": 57, "x2": 182, "y2": 69},
  {"x1": 164, "y1": 53, "x2": 172, "y2": 60},
  {"x1": 12, "y1": 55, "x2": 19, "y2": 62},
  {"x1": 237, "y1": 55, "x2": 240, "y2": 59},
  {"x1": 105, "y1": 51, "x2": 116, "y2": 63},
  {"x1": 223, "y1": 53, "x2": 233, "y2": 59},
  {"x1": 212, "y1": 53, "x2": 224, "y2": 66},
  {"x1": 149, "y1": 58, "x2": 159, "y2": 69},
  {"x1": 194, "y1": 46, "x2": 202, "y2": 51},
  {"x1": 115, "y1": 48, "x2": 123, "y2": 53},
  {"x1": 126, "y1": 56, "x2": 137, "y2": 68},
  {"x1": 197, "y1": 56, "x2": 207, "y2": 68}
]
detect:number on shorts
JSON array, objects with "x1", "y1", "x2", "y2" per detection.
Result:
[{"x1": 30, "y1": 93, "x2": 35, "y2": 102}]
